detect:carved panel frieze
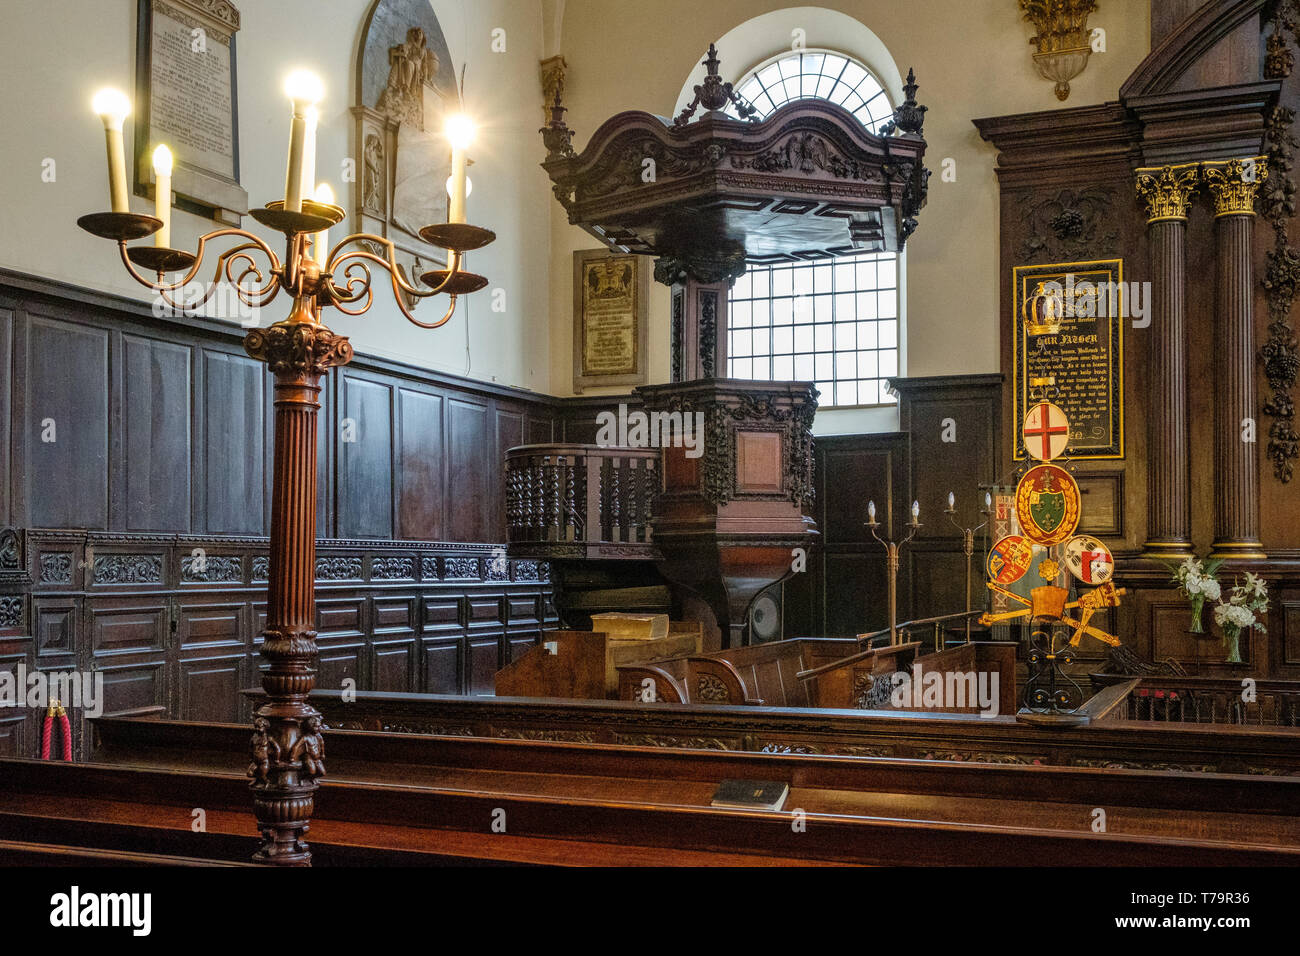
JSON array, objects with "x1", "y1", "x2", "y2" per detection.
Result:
[
  {"x1": 40, "y1": 554, "x2": 74, "y2": 585},
  {"x1": 0, "y1": 596, "x2": 22, "y2": 628},
  {"x1": 371, "y1": 556, "x2": 415, "y2": 580},
  {"x1": 315, "y1": 556, "x2": 363, "y2": 581},
  {"x1": 695, "y1": 673, "x2": 729, "y2": 702},
  {"x1": 252, "y1": 555, "x2": 270, "y2": 582},
  {"x1": 419, "y1": 556, "x2": 440, "y2": 581},
  {"x1": 1014, "y1": 186, "x2": 1118, "y2": 263},
  {"x1": 181, "y1": 554, "x2": 242, "y2": 583},
  {"x1": 92, "y1": 554, "x2": 164, "y2": 585},
  {"x1": 443, "y1": 557, "x2": 481, "y2": 580}
]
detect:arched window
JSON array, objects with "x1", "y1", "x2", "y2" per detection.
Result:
[{"x1": 725, "y1": 50, "x2": 900, "y2": 408}]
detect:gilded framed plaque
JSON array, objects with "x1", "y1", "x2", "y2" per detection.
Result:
[
  {"x1": 133, "y1": 0, "x2": 248, "y2": 224},
  {"x1": 573, "y1": 249, "x2": 649, "y2": 393},
  {"x1": 1012, "y1": 258, "x2": 1124, "y2": 460}
]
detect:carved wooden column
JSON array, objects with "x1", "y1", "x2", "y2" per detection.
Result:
[
  {"x1": 1135, "y1": 164, "x2": 1199, "y2": 559},
  {"x1": 1204, "y1": 158, "x2": 1268, "y2": 560},
  {"x1": 657, "y1": 253, "x2": 744, "y2": 381},
  {"x1": 242, "y1": 299, "x2": 352, "y2": 865}
]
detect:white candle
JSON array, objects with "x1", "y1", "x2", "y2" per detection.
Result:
[
  {"x1": 92, "y1": 88, "x2": 131, "y2": 213},
  {"x1": 283, "y1": 71, "x2": 322, "y2": 214},
  {"x1": 152, "y1": 145, "x2": 173, "y2": 248},
  {"x1": 868, "y1": 500, "x2": 876, "y2": 522},
  {"x1": 947, "y1": 491, "x2": 955, "y2": 511},
  {"x1": 912, "y1": 500, "x2": 920, "y2": 518},
  {"x1": 985, "y1": 492, "x2": 993, "y2": 510},
  {"x1": 445, "y1": 114, "x2": 475, "y2": 223},
  {"x1": 301, "y1": 106, "x2": 317, "y2": 205},
  {"x1": 312, "y1": 182, "x2": 333, "y2": 267}
]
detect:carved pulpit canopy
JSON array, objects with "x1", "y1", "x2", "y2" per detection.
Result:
[{"x1": 540, "y1": 48, "x2": 930, "y2": 281}]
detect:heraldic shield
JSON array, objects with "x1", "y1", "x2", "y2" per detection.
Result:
[{"x1": 1015, "y1": 464, "x2": 1081, "y2": 546}]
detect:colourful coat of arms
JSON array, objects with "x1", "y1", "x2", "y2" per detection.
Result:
[{"x1": 1015, "y1": 464, "x2": 1081, "y2": 545}]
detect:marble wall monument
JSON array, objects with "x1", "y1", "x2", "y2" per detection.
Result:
[{"x1": 353, "y1": 0, "x2": 460, "y2": 297}]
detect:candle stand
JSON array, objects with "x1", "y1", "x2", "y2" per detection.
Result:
[{"x1": 78, "y1": 137, "x2": 493, "y2": 868}]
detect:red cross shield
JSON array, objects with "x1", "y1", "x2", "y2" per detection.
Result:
[{"x1": 1023, "y1": 402, "x2": 1070, "y2": 462}]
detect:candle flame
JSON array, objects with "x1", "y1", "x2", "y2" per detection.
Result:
[
  {"x1": 284, "y1": 70, "x2": 324, "y2": 108},
  {"x1": 152, "y1": 144, "x2": 173, "y2": 177},
  {"x1": 313, "y1": 182, "x2": 335, "y2": 204},
  {"x1": 92, "y1": 87, "x2": 131, "y2": 127},
  {"x1": 444, "y1": 113, "x2": 476, "y2": 150}
]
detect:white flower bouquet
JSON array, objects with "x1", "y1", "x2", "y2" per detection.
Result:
[
  {"x1": 1167, "y1": 556, "x2": 1224, "y2": 634},
  {"x1": 1211, "y1": 572, "x2": 1269, "y2": 664}
]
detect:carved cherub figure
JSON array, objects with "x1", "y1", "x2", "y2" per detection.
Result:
[
  {"x1": 248, "y1": 716, "x2": 281, "y2": 784},
  {"x1": 292, "y1": 715, "x2": 327, "y2": 780}
]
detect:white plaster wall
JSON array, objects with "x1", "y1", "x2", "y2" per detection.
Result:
[{"x1": 0, "y1": 0, "x2": 553, "y2": 393}]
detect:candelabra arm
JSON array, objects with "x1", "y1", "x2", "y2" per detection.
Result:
[
  {"x1": 116, "y1": 227, "x2": 283, "y2": 314},
  {"x1": 324, "y1": 234, "x2": 466, "y2": 327}
]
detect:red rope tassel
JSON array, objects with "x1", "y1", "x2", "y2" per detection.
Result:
[{"x1": 40, "y1": 700, "x2": 71, "y2": 761}]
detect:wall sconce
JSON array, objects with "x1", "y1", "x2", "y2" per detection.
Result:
[{"x1": 1019, "y1": 0, "x2": 1098, "y2": 100}]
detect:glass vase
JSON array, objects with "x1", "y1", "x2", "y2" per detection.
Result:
[{"x1": 1221, "y1": 626, "x2": 1242, "y2": 664}]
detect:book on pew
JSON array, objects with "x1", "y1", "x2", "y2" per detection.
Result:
[
  {"x1": 711, "y1": 779, "x2": 790, "y2": 812},
  {"x1": 589, "y1": 612, "x2": 670, "y2": 641}
]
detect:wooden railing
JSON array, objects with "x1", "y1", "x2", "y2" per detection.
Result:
[
  {"x1": 505, "y1": 444, "x2": 660, "y2": 559},
  {"x1": 1090, "y1": 673, "x2": 1300, "y2": 726}
]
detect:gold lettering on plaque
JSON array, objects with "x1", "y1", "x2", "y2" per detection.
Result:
[
  {"x1": 1013, "y1": 260, "x2": 1124, "y2": 460},
  {"x1": 582, "y1": 256, "x2": 638, "y2": 376}
]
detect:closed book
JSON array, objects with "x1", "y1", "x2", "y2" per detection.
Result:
[{"x1": 710, "y1": 779, "x2": 790, "y2": 811}]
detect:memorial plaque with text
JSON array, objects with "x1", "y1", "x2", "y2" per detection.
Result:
[
  {"x1": 1012, "y1": 259, "x2": 1124, "y2": 460},
  {"x1": 134, "y1": 0, "x2": 247, "y2": 223},
  {"x1": 573, "y1": 249, "x2": 648, "y2": 392}
]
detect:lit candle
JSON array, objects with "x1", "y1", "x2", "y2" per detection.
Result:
[
  {"x1": 283, "y1": 71, "x2": 323, "y2": 214},
  {"x1": 947, "y1": 491, "x2": 955, "y2": 511},
  {"x1": 301, "y1": 106, "x2": 317, "y2": 205},
  {"x1": 912, "y1": 500, "x2": 920, "y2": 519},
  {"x1": 151, "y1": 145, "x2": 173, "y2": 248},
  {"x1": 312, "y1": 182, "x2": 333, "y2": 267},
  {"x1": 92, "y1": 88, "x2": 131, "y2": 213},
  {"x1": 985, "y1": 492, "x2": 993, "y2": 511},
  {"x1": 868, "y1": 500, "x2": 876, "y2": 522},
  {"x1": 444, "y1": 113, "x2": 475, "y2": 223}
]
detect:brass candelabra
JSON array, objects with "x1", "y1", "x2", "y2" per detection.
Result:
[
  {"x1": 944, "y1": 491, "x2": 992, "y2": 644},
  {"x1": 77, "y1": 181, "x2": 494, "y2": 869},
  {"x1": 865, "y1": 499, "x2": 921, "y2": 646}
]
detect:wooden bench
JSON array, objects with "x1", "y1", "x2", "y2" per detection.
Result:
[
  {"x1": 616, "y1": 637, "x2": 859, "y2": 705},
  {"x1": 800, "y1": 640, "x2": 1018, "y2": 715},
  {"x1": 494, "y1": 623, "x2": 703, "y2": 700}
]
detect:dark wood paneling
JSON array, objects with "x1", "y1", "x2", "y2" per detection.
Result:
[
  {"x1": 25, "y1": 315, "x2": 109, "y2": 529},
  {"x1": 202, "y1": 350, "x2": 265, "y2": 535},
  {"x1": 123, "y1": 335, "x2": 191, "y2": 532},
  {"x1": 339, "y1": 373, "x2": 395, "y2": 540},
  {"x1": 396, "y1": 388, "x2": 444, "y2": 540},
  {"x1": 0, "y1": 308, "x2": 11, "y2": 528},
  {"x1": 448, "y1": 398, "x2": 491, "y2": 541}
]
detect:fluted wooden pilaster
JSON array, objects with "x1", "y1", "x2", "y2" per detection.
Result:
[
  {"x1": 1136, "y1": 165, "x2": 1199, "y2": 559},
  {"x1": 1205, "y1": 158, "x2": 1267, "y2": 559}
]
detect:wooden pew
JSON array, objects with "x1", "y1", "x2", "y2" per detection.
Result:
[
  {"x1": 495, "y1": 623, "x2": 702, "y2": 700},
  {"x1": 616, "y1": 637, "x2": 859, "y2": 705},
  {"x1": 0, "y1": 715, "x2": 1289, "y2": 867}
]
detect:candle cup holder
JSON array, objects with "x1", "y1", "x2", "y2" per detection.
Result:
[
  {"x1": 250, "y1": 199, "x2": 346, "y2": 236},
  {"x1": 419, "y1": 268, "x2": 489, "y2": 296},
  {"x1": 126, "y1": 246, "x2": 199, "y2": 275},
  {"x1": 419, "y1": 223, "x2": 497, "y2": 253},
  {"x1": 77, "y1": 211, "x2": 163, "y2": 242}
]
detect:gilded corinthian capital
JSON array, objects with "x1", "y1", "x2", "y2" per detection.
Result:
[
  {"x1": 1202, "y1": 157, "x2": 1269, "y2": 217},
  {"x1": 1135, "y1": 163, "x2": 1201, "y2": 223}
]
